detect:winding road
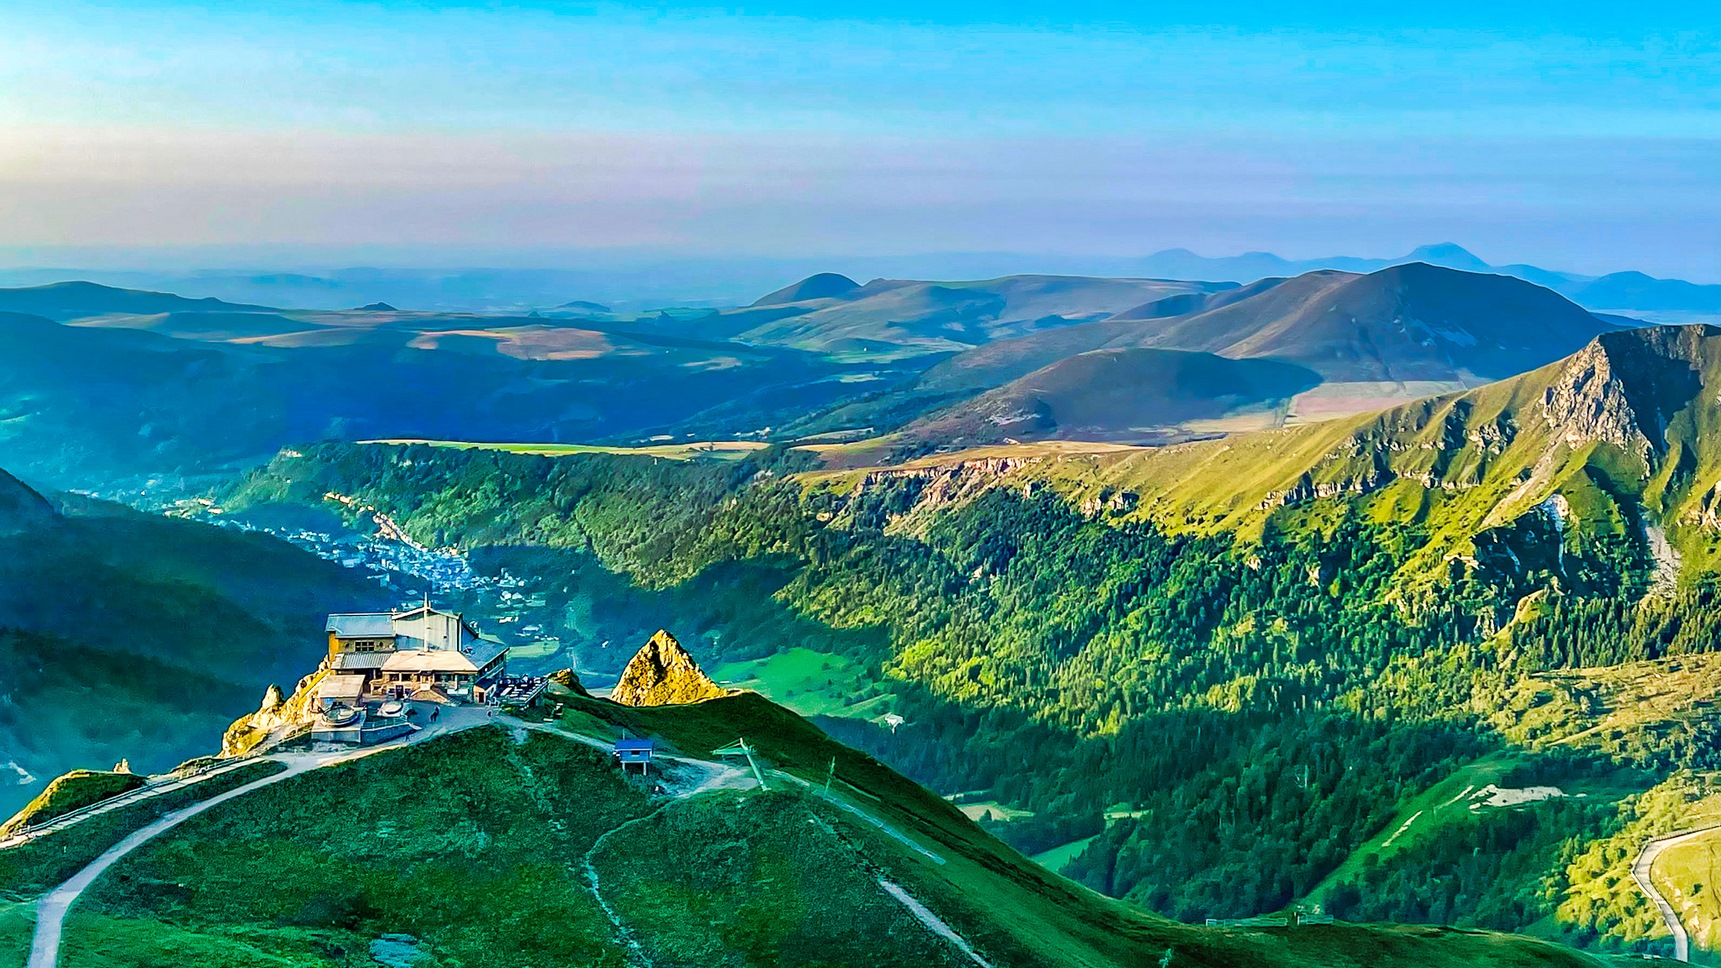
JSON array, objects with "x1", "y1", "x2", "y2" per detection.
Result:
[
  {"x1": 24, "y1": 707, "x2": 490, "y2": 968},
  {"x1": 1631, "y1": 823, "x2": 1721, "y2": 963}
]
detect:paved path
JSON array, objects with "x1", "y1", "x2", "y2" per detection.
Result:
[
  {"x1": 1631, "y1": 823, "x2": 1721, "y2": 963},
  {"x1": 26, "y1": 708, "x2": 488, "y2": 968}
]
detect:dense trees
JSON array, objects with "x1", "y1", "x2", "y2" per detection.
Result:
[{"x1": 228, "y1": 442, "x2": 1719, "y2": 931}]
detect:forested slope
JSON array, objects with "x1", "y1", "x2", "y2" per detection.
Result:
[{"x1": 219, "y1": 327, "x2": 1721, "y2": 957}]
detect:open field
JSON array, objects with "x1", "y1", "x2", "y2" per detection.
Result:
[
  {"x1": 1030, "y1": 835, "x2": 1097, "y2": 874},
  {"x1": 713, "y1": 648, "x2": 897, "y2": 720},
  {"x1": 361, "y1": 438, "x2": 771, "y2": 460}
]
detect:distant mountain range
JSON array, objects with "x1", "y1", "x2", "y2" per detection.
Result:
[
  {"x1": 794, "y1": 263, "x2": 1625, "y2": 452},
  {"x1": 2, "y1": 242, "x2": 1714, "y2": 313},
  {"x1": 1134, "y1": 242, "x2": 1721, "y2": 313},
  {"x1": 0, "y1": 264, "x2": 1654, "y2": 481}
]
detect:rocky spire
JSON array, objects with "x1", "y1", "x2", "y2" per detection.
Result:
[{"x1": 610, "y1": 630, "x2": 726, "y2": 707}]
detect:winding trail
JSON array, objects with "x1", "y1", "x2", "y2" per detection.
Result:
[
  {"x1": 24, "y1": 708, "x2": 489, "y2": 968},
  {"x1": 581, "y1": 804, "x2": 675, "y2": 968},
  {"x1": 1631, "y1": 823, "x2": 1721, "y2": 963}
]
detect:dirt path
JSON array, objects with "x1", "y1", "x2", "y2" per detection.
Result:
[
  {"x1": 878, "y1": 879, "x2": 995, "y2": 968},
  {"x1": 581, "y1": 804, "x2": 675, "y2": 968},
  {"x1": 26, "y1": 710, "x2": 487, "y2": 968}
]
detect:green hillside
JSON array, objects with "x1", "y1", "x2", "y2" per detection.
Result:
[
  {"x1": 215, "y1": 325, "x2": 1721, "y2": 959},
  {"x1": 38, "y1": 697, "x2": 1602, "y2": 968},
  {"x1": 0, "y1": 478, "x2": 384, "y2": 815}
]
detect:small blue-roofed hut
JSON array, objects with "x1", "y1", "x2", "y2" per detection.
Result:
[{"x1": 614, "y1": 737, "x2": 654, "y2": 773}]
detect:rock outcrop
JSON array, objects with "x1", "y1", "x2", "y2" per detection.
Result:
[
  {"x1": 610, "y1": 630, "x2": 727, "y2": 707},
  {"x1": 221, "y1": 679, "x2": 312, "y2": 757},
  {"x1": 548, "y1": 668, "x2": 590, "y2": 697}
]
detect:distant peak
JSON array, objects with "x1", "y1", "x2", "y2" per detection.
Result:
[
  {"x1": 751, "y1": 272, "x2": 861, "y2": 307},
  {"x1": 354, "y1": 302, "x2": 398, "y2": 312},
  {"x1": 1403, "y1": 243, "x2": 1492, "y2": 271}
]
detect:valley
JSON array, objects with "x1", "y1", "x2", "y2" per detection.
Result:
[{"x1": 3, "y1": 267, "x2": 1719, "y2": 965}]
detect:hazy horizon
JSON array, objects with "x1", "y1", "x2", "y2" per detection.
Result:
[{"x1": 3, "y1": 1, "x2": 1716, "y2": 281}]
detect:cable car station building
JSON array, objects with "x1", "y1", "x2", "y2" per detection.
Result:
[{"x1": 322, "y1": 605, "x2": 509, "y2": 703}]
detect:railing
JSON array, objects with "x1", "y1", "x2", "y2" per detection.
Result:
[{"x1": 2, "y1": 727, "x2": 305, "y2": 846}]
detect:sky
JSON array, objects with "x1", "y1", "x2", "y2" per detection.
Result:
[{"x1": 1, "y1": 1, "x2": 1717, "y2": 279}]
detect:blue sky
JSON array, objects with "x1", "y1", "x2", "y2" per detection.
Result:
[{"x1": 1, "y1": 1, "x2": 1717, "y2": 278}]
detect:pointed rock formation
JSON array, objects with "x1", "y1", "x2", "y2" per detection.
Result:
[{"x1": 610, "y1": 630, "x2": 727, "y2": 707}]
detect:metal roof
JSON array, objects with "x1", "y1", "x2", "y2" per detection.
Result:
[
  {"x1": 614, "y1": 738, "x2": 654, "y2": 752},
  {"x1": 326, "y1": 613, "x2": 397, "y2": 637},
  {"x1": 329, "y1": 653, "x2": 391, "y2": 671}
]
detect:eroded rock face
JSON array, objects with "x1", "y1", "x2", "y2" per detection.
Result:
[
  {"x1": 220, "y1": 682, "x2": 295, "y2": 757},
  {"x1": 1539, "y1": 327, "x2": 1706, "y2": 459},
  {"x1": 610, "y1": 630, "x2": 726, "y2": 707}
]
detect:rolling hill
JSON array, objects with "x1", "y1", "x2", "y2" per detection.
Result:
[
  {"x1": 0, "y1": 281, "x2": 272, "y2": 321},
  {"x1": 720, "y1": 274, "x2": 1232, "y2": 356},
  {"x1": 0, "y1": 288, "x2": 910, "y2": 487},
  {"x1": 810, "y1": 263, "x2": 1623, "y2": 449},
  {"x1": 899, "y1": 348, "x2": 1319, "y2": 447}
]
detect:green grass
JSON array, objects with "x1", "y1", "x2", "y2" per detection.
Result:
[
  {"x1": 1651, "y1": 834, "x2": 1721, "y2": 961},
  {"x1": 0, "y1": 760, "x2": 285, "y2": 900},
  {"x1": 361, "y1": 438, "x2": 769, "y2": 461},
  {"x1": 55, "y1": 700, "x2": 1610, "y2": 968},
  {"x1": 1299, "y1": 752, "x2": 1529, "y2": 910},
  {"x1": 713, "y1": 648, "x2": 897, "y2": 720},
  {"x1": 0, "y1": 901, "x2": 34, "y2": 968},
  {"x1": 1031, "y1": 835, "x2": 1097, "y2": 874},
  {"x1": 60, "y1": 915, "x2": 338, "y2": 968},
  {"x1": 77, "y1": 730, "x2": 644, "y2": 968},
  {"x1": 0, "y1": 770, "x2": 144, "y2": 837},
  {"x1": 557, "y1": 693, "x2": 1604, "y2": 968}
]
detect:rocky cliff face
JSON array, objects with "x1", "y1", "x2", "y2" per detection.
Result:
[
  {"x1": 1539, "y1": 326, "x2": 1708, "y2": 459},
  {"x1": 610, "y1": 630, "x2": 727, "y2": 707}
]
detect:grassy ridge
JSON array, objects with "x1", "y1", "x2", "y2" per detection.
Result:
[
  {"x1": 0, "y1": 770, "x2": 144, "y2": 838},
  {"x1": 0, "y1": 760, "x2": 285, "y2": 901}
]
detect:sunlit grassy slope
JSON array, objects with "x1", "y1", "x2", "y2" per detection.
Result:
[{"x1": 51, "y1": 695, "x2": 1604, "y2": 968}]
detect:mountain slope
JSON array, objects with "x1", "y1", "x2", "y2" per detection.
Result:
[
  {"x1": 1135, "y1": 243, "x2": 1721, "y2": 313},
  {"x1": 38, "y1": 692, "x2": 1603, "y2": 968},
  {"x1": 0, "y1": 281, "x2": 273, "y2": 321},
  {"x1": 0, "y1": 481, "x2": 383, "y2": 814},
  {"x1": 221, "y1": 429, "x2": 1713, "y2": 953},
  {"x1": 901, "y1": 348, "x2": 1319, "y2": 446}
]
